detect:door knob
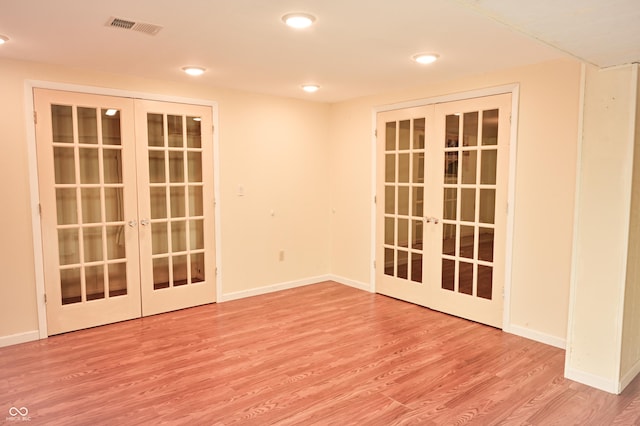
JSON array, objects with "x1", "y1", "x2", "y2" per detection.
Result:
[
  {"x1": 128, "y1": 220, "x2": 137, "y2": 227},
  {"x1": 424, "y1": 217, "x2": 432, "y2": 223},
  {"x1": 140, "y1": 219, "x2": 150, "y2": 226}
]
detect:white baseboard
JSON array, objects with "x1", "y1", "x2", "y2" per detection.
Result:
[
  {"x1": 620, "y1": 357, "x2": 640, "y2": 393},
  {"x1": 219, "y1": 275, "x2": 373, "y2": 302},
  {"x1": 565, "y1": 366, "x2": 619, "y2": 394},
  {"x1": 0, "y1": 330, "x2": 40, "y2": 348},
  {"x1": 219, "y1": 275, "x2": 332, "y2": 302},
  {"x1": 328, "y1": 275, "x2": 372, "y2": 292},
  {"x1": 505, "y1": 324, "x2": 566, "y2": 349}
]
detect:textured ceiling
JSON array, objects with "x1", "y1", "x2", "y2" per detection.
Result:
[
  {"x1": 457, "y1": 0, "x2": 640, "y2": 68},
  {"x1": 0, "y1": 0, "x2": 635, "y2": 102}
]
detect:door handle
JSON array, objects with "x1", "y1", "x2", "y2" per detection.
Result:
[
  {"x1": 128, "y1": 220, "x2": 137, "y2": 228},
  {"x1": 424, "y1": 216, "x2": 440, "y2": 224},
  {"x1": 140, "y1": 219, "x2": 150, "y2": 226}
]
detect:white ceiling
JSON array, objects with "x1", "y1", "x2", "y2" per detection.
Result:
[
  {"x1": 0, "y1": 0, "x2": 637, "y2": 103},
  {"x1": 457, "y1": 0, "x2": 640, "y2": 68}
]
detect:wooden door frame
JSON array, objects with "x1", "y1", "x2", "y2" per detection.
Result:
[
  {"x1": 370, "y1": 84, "x2": 520, "y2": 331},
  {"x1": 24, "y1": 80, "x2": 222, "y2": 339}
]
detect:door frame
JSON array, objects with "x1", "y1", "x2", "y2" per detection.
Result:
[
  {"x1": 370, "y1": 84, "x2": 520, "y2": 331},
  {"x1": 24, "y1": 80, "x2": 222, "y2": 339}
]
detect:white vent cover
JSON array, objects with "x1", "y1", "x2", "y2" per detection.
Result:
[{"x1": 105, "y1": 16, "x2": 163, "y2": 36}]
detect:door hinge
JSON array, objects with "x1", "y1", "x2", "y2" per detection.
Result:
[
  {"x1": 373, "y1": 260, "x2": 376, "y2": 269},
  {"x1": 38, "y1": 203, "x2": 42, "y2": 215},
  {"x1": 33, "y1": 111, "x2": 37, "y2": 124},
  {"x1": 212, "y1": 125, "x2": 215, "y2": 134},
  {"x1": 44, "y1": 293, "x2": 47, "y2": 304},
  {"x1": 374, "y1": 195, "x2": 377, "y2": 204},
  {"x1": 215, "y1": 267, "x2": 218, "y2": 276},
  {"x1": 374, "y1": 129, "x2": 377, "y2": 137}
]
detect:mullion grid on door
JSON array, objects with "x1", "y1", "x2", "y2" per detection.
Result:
[
  {"x1": 441, "y1": 109, "x2": 496, "y2": 300},
  {"x1": 442, "y1": 111, "x2": 458, "y2": 295},
  {"x1": 383, "y1": 118, "x2": 424, "y2": 283},
  {"x1": 101, "y1": 107, "x2": 128, "y2": 300},
  {"x1": 173, "y1": 114, "x2": 191, "y2": 287},
  {"x1": 75, "y1": 105, "x2": 88, "y2": 303},
  {"x1": 53, "y1": 105, "x2": 85, "y2": 304},
  {"x1": 96, "y1": 107, "x2": 108, "y2": 301},
  {"x1": 445, "y1": 110, "x2": 475, "y2": 296},
  {"x1": 80, "y1": 106, "x2": 115, "y2": 302},
  {"x1": 410, "y1": 118, "x2": 425, "y2": 283},
  {"x1": 396, "y1": 120, "x2": 409, "y2": 280},
  {"x1": 186, "y1": 115, "x2": 206, "y2": 285},
  {"x1": 150, "y1": 113, "x2": 205, "y2": 290},
  {"x1": 149, "y1": 113, "x2": 174, "y2": 289},
  {"x1": 476, "y1": 108, "x2": 498, "y2": 300},
  {"x1": 55, "y1": 104, "x2": 127, "y2": 305},
  {"x1": 181, "y1": 115, "x2": 192, "y2": 287},
  {"x1": 460, "y1": 109, "x2": 479, "y2": 298},
  {"x1": 101, "y1": 110, "x2": 128, "y2": 299}
]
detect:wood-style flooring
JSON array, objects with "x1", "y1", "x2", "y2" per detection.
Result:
[{"x1": 2, "y1": 281, "x2": 640, "y2": 425}]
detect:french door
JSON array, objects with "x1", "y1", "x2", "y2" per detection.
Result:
[
  {"x1": 34, "y1": 89, "x2": 216, "y2": 335},
  {"x1": 376, "y1": 94, "x2": 511, "y2": 327},
  {"x1": 135, "y1": 100, "x2": 215, "y2": 316}
]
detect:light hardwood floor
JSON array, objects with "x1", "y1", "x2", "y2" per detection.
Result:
[{"x1": 2, "y1": 281, "x2": 640, "y2": 425}]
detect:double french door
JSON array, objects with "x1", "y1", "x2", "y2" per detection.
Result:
[
  {"x1": 376, "y1": 94, "x2": 511, "y2": 327},
  {"x1": 35, "y1": 89, "x2": 216, "y2": 335}
]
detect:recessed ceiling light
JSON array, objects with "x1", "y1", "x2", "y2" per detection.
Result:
[
  {"x1": 182, "y1": 66, "x2": 206, "y2": 76},
  {"x1": 105, "y1": 109, "x2": 118, "y2": 116},
  {"x1": 282, "y1": 13, "x2": 316, "y2": 29},
  {"x1": 0, "y1": 35, "x2": 9, "y2": 45},
  {"x1": 412, "y1": 53, "x2": 440, "y2": 65},
  {"x1": 192, "y1": 117, "x2": 202, "y2": 122},
  {"x1": 302, "y1": 84, "x2": 320, "y2": 93}
]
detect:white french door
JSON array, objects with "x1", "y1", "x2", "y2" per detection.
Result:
[
  {"x1": 376, "y1": 105, "x2": 435, "y2": 308},
  {"x1": 135, "y1": 99, "x2": 216, "y2": 316},
  {"x1": 34, "y1": 89, "x2": 216, "y2": 335},
  {"x1": 376, "y1": 94, "x2": 511, "y2": 328}
]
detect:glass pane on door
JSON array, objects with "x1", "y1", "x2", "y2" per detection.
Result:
[
  {"x1": 50, "y1": 104, "x2": 130, "y2": 305},
  {"x1": 383, "y1": 116, "x2": 426, "y2": 283},
  {"x1": 441, "y1": 109, "x2": 499, "y2": 300},
  {"x1": 147, "y1": 113, "x2": 206, "y2": 291}
]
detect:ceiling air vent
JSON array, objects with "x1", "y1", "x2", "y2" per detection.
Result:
[{"x1": 105, "y1": 16, "x2": 163, "y2": 36}]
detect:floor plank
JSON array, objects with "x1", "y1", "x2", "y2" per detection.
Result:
[{"x1": 1, "y1": 281, "x2": 639, "y2": 425}]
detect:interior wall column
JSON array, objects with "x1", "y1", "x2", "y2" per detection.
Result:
[{"x1": 566, "y1": 63, "x2": 639, "y2": 394}]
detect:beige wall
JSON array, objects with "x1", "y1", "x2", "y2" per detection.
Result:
[
  {"x1": 0, "y1": 60, "x2": 40, "y2": 337},
  {"x1": 567, "y1": 64, "x2": 637, "y2": 392},
  {"x1": 621, "y1": 66, "x2": 640, "y2": 383},
  {"x1": 329, "y1": 59, "x2": 582, "y2": 342},
  {"x1": 0, "y1": 57, "x2": 331, "y2": 339},
  {"x1": 217, "y1": 91, "x2": 331, "y2": 294}
]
